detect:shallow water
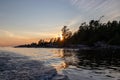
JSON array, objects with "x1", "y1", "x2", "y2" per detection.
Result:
[{"x1": 0, "y1": 47, "x2": 120, "y2": 80}]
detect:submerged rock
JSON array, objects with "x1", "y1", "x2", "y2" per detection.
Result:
[{"x1": 52, "y1": 74, "x2": 69, "y2": 80}]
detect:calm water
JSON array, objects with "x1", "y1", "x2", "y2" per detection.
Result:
[{"x1": 0, "y1": 47, "x2": 120, "y2": 80}]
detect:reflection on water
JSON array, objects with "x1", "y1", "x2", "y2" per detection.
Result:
[
  {"x1": 60, "y1": 49, "x2": 120, "y2": 70},
  {"x1": 1, "y1": 47, "x2": 120, "y2": 80},
  {"x1": 53, "y1": 49, "x2": 79, "y2": 70},
  {"x1": 76, "y1": 49, "x2": 120, "y2": 69},
  {"x1": 57, "y1": 49, "x2": 120, "y2": 80},
  {"x1": 1, "y1": 47, "x2": 120, "y2": 70}
]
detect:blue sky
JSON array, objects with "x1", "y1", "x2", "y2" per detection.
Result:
[{"x1": 0, "y1": 0, "x2": 120, "y2": 46}]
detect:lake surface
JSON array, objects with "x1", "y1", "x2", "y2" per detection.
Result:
[{"x1": 0, "y1": 47, "x2": 120, "y2": 80}]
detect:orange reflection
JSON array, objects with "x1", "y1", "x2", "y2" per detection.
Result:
[
  {"x1": 53, "y1": 49, "x2": 64, "y2": 58},
  {"x1": 53, "y1": 62, "x2": 68, "y2": 71}
]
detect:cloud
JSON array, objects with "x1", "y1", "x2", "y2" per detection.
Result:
[
  {"x1": 0, "y1": 29, "x2": 60, "y2": 46},
  {"x1": 0, "y1": 29, "x2": 14, "y2": 37},
  {"x1": 0, "y1": 29, "x2": 41, "y2": 46},
  {"x1": 114, "y1": 16, "x2": 120, "y2": 20},
  {"x1": 0, "y1": 29, "x2": 29, "y2": 39},
  {"x1": 69, "y1": 0, "x2": 120, "y2": 22},
  {"x1": 66, "y1": 16, "x2": 81, "y2": 26},
  {"x1": 0, "y1": 29, "x2": 58, "y2": 40},
  {"x1": 21, "y1": 31, "x2": 58, "y2": 38},
  {"x1": 61, "y1": 15, "x2": 87, "y2": 32}
]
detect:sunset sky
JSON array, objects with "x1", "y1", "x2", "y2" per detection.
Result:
[{"x1": 0, "y1": 0, "x2": 120, "y2": 46}]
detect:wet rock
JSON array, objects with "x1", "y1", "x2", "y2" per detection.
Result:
[
  {"x1": 52, "y1": 75, "x2": 69, "y2": 80},
  {"x1": 105, "y1": 75, "x2": 114, "y2": 78}
]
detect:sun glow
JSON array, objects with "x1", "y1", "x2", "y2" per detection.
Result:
[{"x1": 59, "y1": 34, "x2": 63, "y2": 41}]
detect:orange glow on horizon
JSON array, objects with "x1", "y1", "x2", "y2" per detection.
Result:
[{"x1": 0, "y1": 38, "x2": 39, "y2": 47}]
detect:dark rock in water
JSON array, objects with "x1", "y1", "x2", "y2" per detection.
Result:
[
  {"x1": 0, "y1": 51, "x2": 68, "y2": 80},
  {"x1": 52, "y1": 75, "x2": 69, "y2": 80}
]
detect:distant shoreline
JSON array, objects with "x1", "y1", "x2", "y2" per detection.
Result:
[{"x1": 14, "y1": 44, "x2": 120, "y2": 50}]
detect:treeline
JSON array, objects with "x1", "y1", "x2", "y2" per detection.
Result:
[
  {"x1": 15, "y1": 38, "x2": 62, "y2": 48},
  {"x1": 16, "y1": 20, "x2": 120, "y2": 48},
  {"x1": 65, "y1": 20, "x2": 120, "y2": 46}
]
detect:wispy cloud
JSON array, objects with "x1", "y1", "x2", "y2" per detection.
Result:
[
  {"x1": 22, "y1": 31, "x2": 58, "y2": 38},
  {"x1": 66, "y1": 16, "x2": 81, "y2": 26},
  {"x1": 69, "y1": 0, "x2": 120, "y2": 21},
  {"x1": 0, "y1": 29, "x2": 58, "y2": 46},
  {"x1": 0, "y1": 29, "x2": 58, "y2": 40},
  {"x1": 0, "y1": 29, "x2": 29, "y2": 39},
  {"x1": 0, "y1": 29, "x2": 30, "y2": 46},
  {"x1": 64, "y1": 15, "x2": 85, "y2": 31},
  {"x1": 0, "y1": 29, "x2": 14, "y2": 37}
]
